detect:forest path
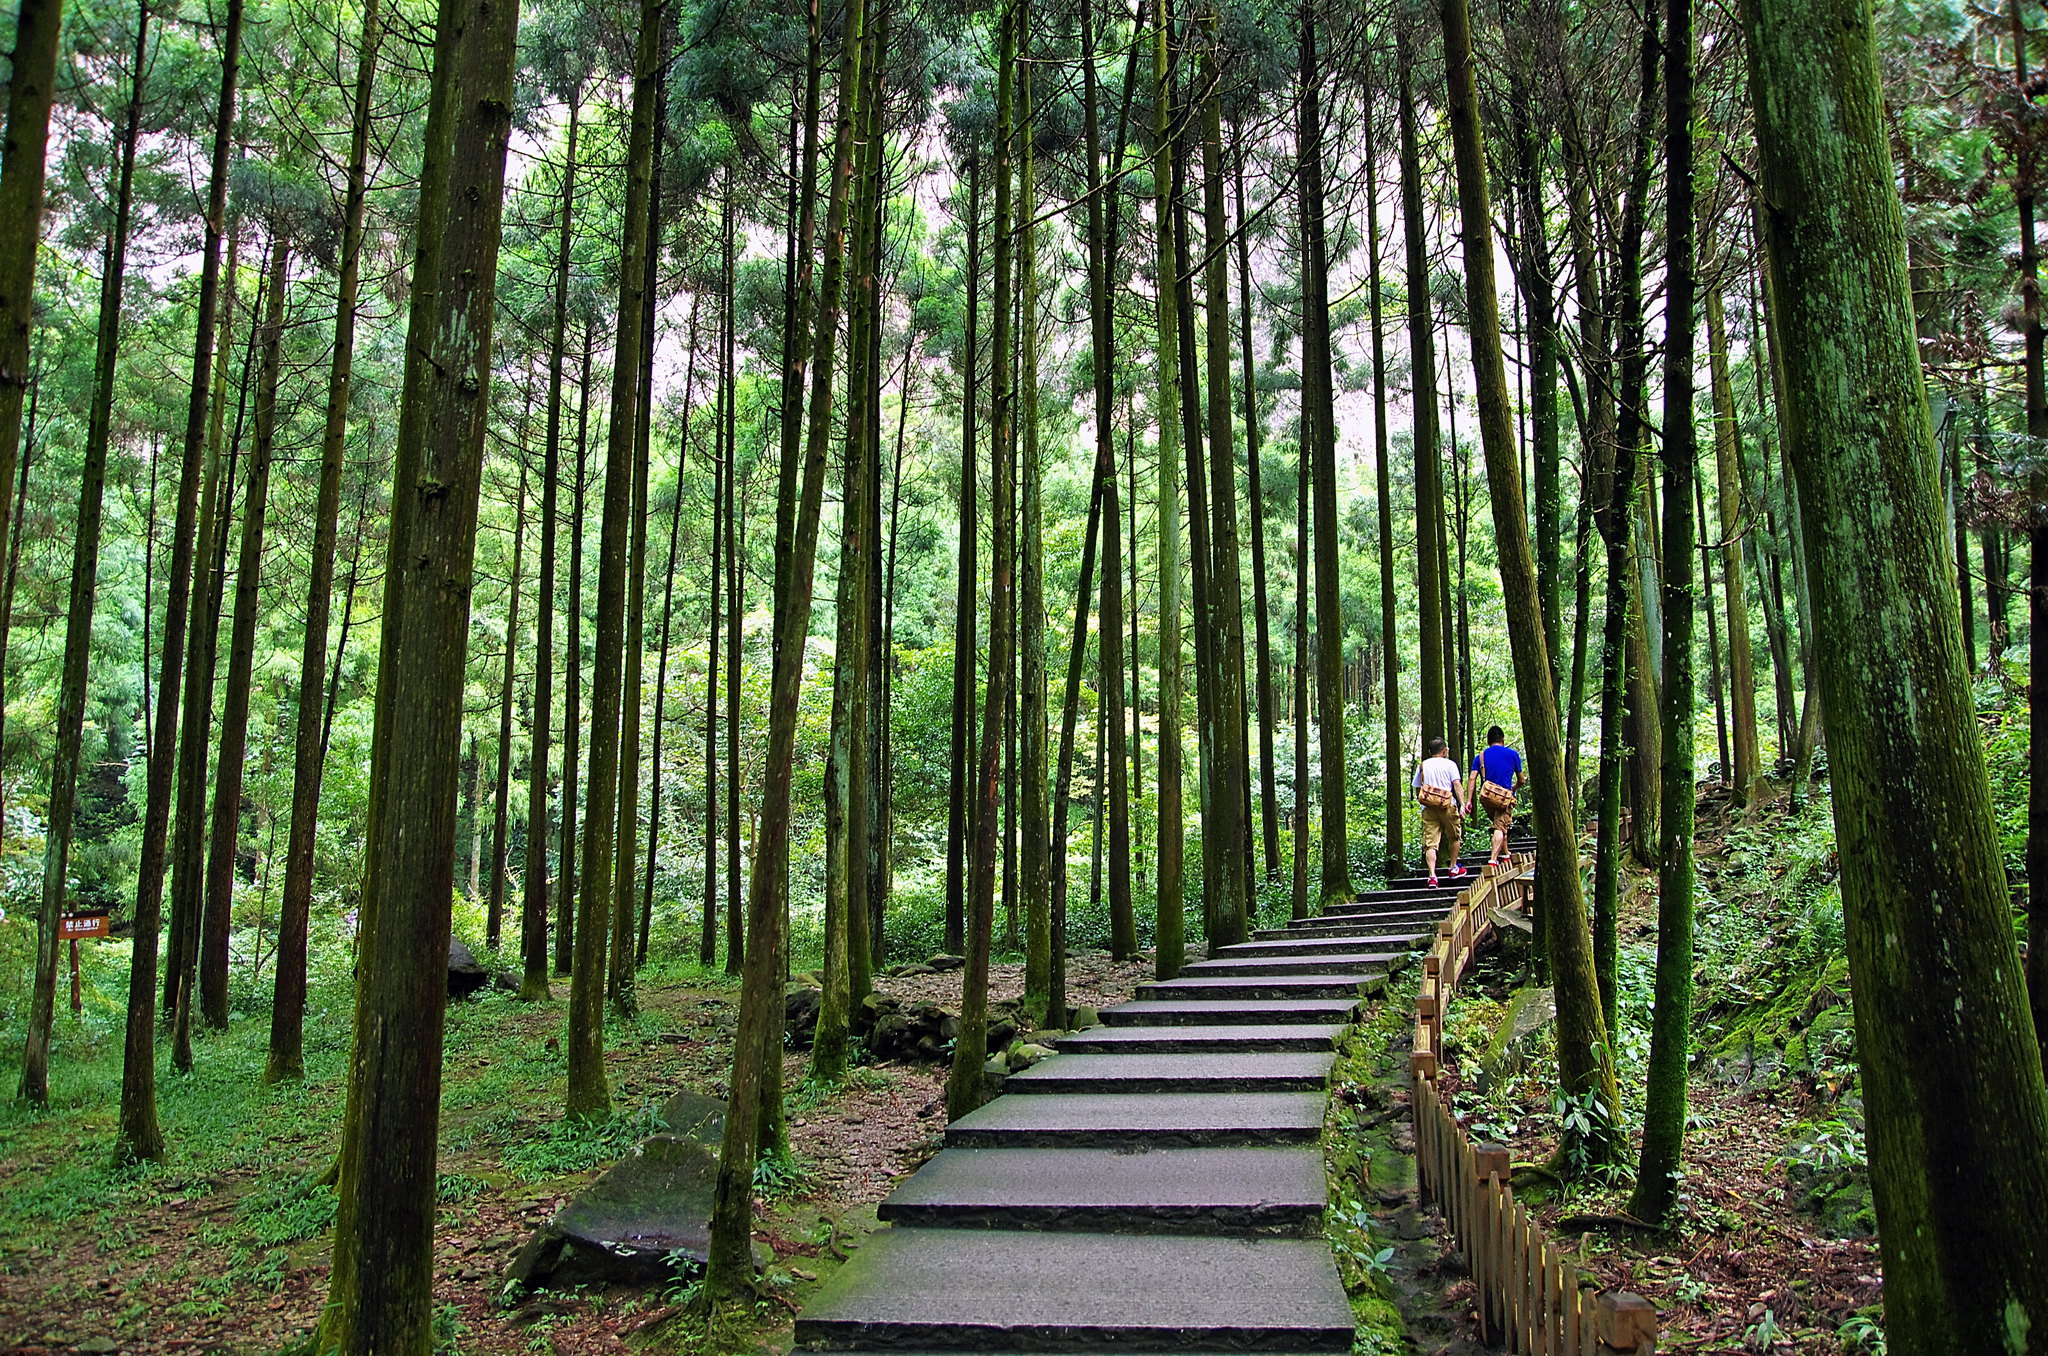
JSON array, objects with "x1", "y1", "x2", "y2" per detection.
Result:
[{"x1": 792, "y1": 847, "x2": 1518, "y2": 1354}]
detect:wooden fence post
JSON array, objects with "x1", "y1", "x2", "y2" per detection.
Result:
[
  {"x1": 1473, "y1": 1142, "x2": 1509, "y2": 1344},
  {"x1": 1597, "y1": 1291, "x2": 1657, "y2": 1354}
]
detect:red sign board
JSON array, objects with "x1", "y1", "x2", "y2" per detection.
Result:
[{"x1": 60, "y1": 914, "x2": 111, "y2": 939}]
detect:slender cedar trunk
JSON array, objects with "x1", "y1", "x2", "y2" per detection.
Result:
[
  {"x1": 559, "y1": 325, "x2": 591, "y2": 976},
  {"x1": 166, "y1": 222, "x2": 241, "y2": 1033},
  {"x1": 1745, "y1": 1, "x2": 2048, "y2": 1341},
  {"x1": 0, "y1": 0, "x2": 67, "y2": 692},
  {"x1": 1950, "y1": 402, "x2": 1977, "y2": 674},
  {"x1": 1292, "y1": 332, "x2": 1312, "y2": 922},
  {"x1": 1199, "y1": 11, "x2": 1248, "y2": 947},
  {"x1": 1361, "y1": 75, "x2": 1400, "y2": 878},
  {"x1": 947, "y1": 155, "x2": 982, "y2": 959},
  {"x1": 878, "y1": 342, "x2": 914, "y2": 970},
  {"x1": 1398, "y1": 33, "x2": 1445, "y2": 758},
  {"x1": 1509, "y1": 33, "x2": 1562, "y2": 705},
  {"x1": 1051, "y1": 478, "x2": 1105, "y2": 1024},
  {"x1": 638, "y1": 299, "x2": 696, "y2": 966},
  {"x1": 819, "y1": 34, "x2": 881, "y2": 1078},
  {"x1": 1706, "y1": 276, "x2": 1761, "y2": 808},
  {"x1": 702, "y1": 0, "x2": 863, "y2": 1292},
  {"x1": 111, "y1": 0, "x2": 186, "y2": 1149},
  {"x1": 1698, "y1": 471, "x2": 1728, "y2": 778},
  {"x1": 1438, "y1": 0, "x2": 1621, "y2": 1165},
  {"x1": 642, "y1": 304, "x2": 700, "y2": 963},
  {"x1": 269, "y1": 0, "x2": 383, "y2": 1078},
  {"x1": 1175, "y1": 160, "x2": 1218, "y2": 941},
  {"x1": 1617, "y1": 5, "x2": 1660, "y2": 863},
  {"x1": 1020, "y1": 53, "x2": 1051, "y2": 1018},
  {"x1": 1591, "y1": 1, "x2": 1657, "y2": 1035},
  {"x1": 705, "y1": 273, "x2": 726, "y2": 969},
  {"x1": 723, "y1": 260, "x2": 743, "y2": 979},
  {"x1": 948, "y1": 0, "x2": 1015, "y2": 1121},
  {"x1": 1231, "y1": 133, "x2": 1279, "y2": 883},
  {"x1": 488, "y1": 466, "x2": 528, "y2": 950},
  {"x1": 200, "y1": 230, "x2": 289, "y2": 1031},
  {"x1": 164, "y1": 0, "x2": 246, "y2": 1035},
  {"x1": 850, "y1": 9, "x2": 888, "y2": 999},
  {"x1": 568, "y1": 0, "x2": 662, "y2": 1119},
  {"x1": 612, "y1": 76, "x2": 667, "y2": 1003},
  {"x1": 1150, "y1": 0, "x2": 1185, "y2": 978},
  {"x1": 1740, "y1": 251, "x2": 1796, "y2": 763},
  {"x1": 311, "y1": 0, "x2": 517, "y2": 1331},
  {"x1": 0, "y1": 388, "x2": 33, "y2": 835},
  {"x1": 1080, "y1": 0, "x2": 1134, "y2": 960},
  {"x1": 22, "y1": 6, "x2": 147, "y2": 1107},
  {"x1": 1629, "y1": 0, "x2": 1696, "y2": 1224},
  {"x1": 2015, "y1": 0, "x2": 2048, "y2": 1079},
  {"x1": 526, "y1": 357, "x2": 562, "y2": 998},
  {"x1": 1565, "y1": 488, "x2": 1595, "y2": 799}
]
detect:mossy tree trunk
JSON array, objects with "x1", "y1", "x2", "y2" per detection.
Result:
[
  {"x1": 1746, "y1": 0, "x2": 2048, "y2": 1344},
  {"x1": 310, "y1": 0, "x2": 519, "y2": 1332}
]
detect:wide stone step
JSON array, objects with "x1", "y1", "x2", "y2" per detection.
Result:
[
  {"x1": 793, "y1": 1228, "x2": 1357, "y2": 1352},
  {"x1": 944, "y1": 1091, "x2": 1327, "y2": 1149},
  {"x1": 1099, "y1": 997, "x2": 1360, "y2": 1026},
  {"x1": 1004, "y1": 1051, "x2": 1335, "y2": 1095},
  {"x1": 1217, "y1": 933, "x2": 1428, "y2": 958},
  {"x1": 876, "y1": 1146, "x2": 1327, "y2": 1235},
  {"x1": 1135, "y1": 975, "x2": 1378, "y2": 1003},
  {"x1": 1352, "y1": 884, "x2": 1463, "y2": 905},
  {"x1": 1183, "y1": 952, "x2": 1402, "y2": 979},
  {"x1": 1055, "y1": 1023, "x2": 1346, "y2": 1054}
]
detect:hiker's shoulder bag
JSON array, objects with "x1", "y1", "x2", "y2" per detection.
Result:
[
  {"x1": 1417, "y1": 781, "x2": 1456, "y2": 810},
  {"x1": 1479, "y1": 779, "x2": 1517, "y2": 813}
]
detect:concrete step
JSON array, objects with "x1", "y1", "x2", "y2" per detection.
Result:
[
  {"x1": 1136, "y1": 974, "x2": 1377, "y2": 1004},
  {"x1": 1099, "y1": 997, "x2": 1361, "y2": 1026},
  {"x1": 944, "y1": 1091, "x2": 1327, "y2": 1149},
  {"x1": 1003, "y1": 1051, "x2": 1336, "y2": 1095},
  {"x1": 1182, "y1": 952, "x2": 1402, "y2": 979},
  {"x1": 1215, "y1": 933, "x2": 1429, "y2": 958},
  {"x1": 1055, "y1": 1023, "x2": 1347, "y2": 1054},
  {"x1": 794, "y1": 1228, "x2": 1356, "y2": 1351},
  {"x1": 876, "y1": 1146, "x2": 1328, "y2": 1235},
  {"x1": 1353, "y1": 883, "x2": 1464, "y2": 903},
  {"x1": 1267, "y1": 910, "x2": 1443, "y2": 936},
  {"x1": 1323, "y1": 898, "x2": 1457, "y2": 919}
]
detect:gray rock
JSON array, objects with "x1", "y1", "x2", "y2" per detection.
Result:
[
  {"x1": 785, "y1": 985, "x2": 822, "y2": 1046},
  {"x1": 448, "y1": 939, "x2": 492, "y2": 999},
  {"x1": 982, "y1": 1053, "x2": 1009, "y2": 1098},
  {"x1": 656, "y1": 1090, "x2": 726, "y2": 1147},
  {"x1": 928, "y1": 953, "x2": 967, "y2": 972},
  {"x1": 1007, "y1": 1042, "x2": 1057, "y2": 1069},
  {"x1": 1475, "y1": 987, "x2": 1555, "y2": 1091},
  {"x1": 1069, "y1": 1005, "x2": 1100, "y2": 1030},
  {"x1": 508, "y1": 1133, "x2": 720, "y2": 1289}
]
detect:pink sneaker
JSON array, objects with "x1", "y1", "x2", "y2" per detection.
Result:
[
  {"x1": 1428, "y1": 876, "x2": 1440, "y2": 889},
  {"x1": 1450, "y1": 864, "x2": 1468, "y2": 878}
]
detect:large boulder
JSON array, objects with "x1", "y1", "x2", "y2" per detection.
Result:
[
  {"x1": 508, "y1": 1134, "x2": 720, "y2": 1289},
  {"x1": 657, "y1": 1090, "x2": 726, "y2": 1147},
  {"x1": 785, "y1": 985, "x2": 823, "y2": 1047},
  {"x1": 448, "y1": 939, "x2": 492, "y2": 999}
]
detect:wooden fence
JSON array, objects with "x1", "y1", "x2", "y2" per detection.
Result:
[{"x1": 1406, "y1": 856, "x2": 1658, "y2": 1356}]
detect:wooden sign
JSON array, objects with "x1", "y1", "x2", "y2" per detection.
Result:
[{"x1": 60, "y1": 913, "x2": 110, "y2": 939}]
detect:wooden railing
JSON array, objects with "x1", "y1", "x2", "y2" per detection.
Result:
[{"x1": 1407, "y1": 855, "x2": 1658, "y2": 1356}]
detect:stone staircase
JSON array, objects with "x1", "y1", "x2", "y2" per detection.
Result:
[{"x1": 795, "y1": 839, "x2": 1536, "y2": 1354}]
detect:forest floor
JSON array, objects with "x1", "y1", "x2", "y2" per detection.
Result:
[
  {"x1": 1432, "y1": 787, "x2": 1884, "y2": 1356},
  {"x1": 0, "y1": 946, "x2": 1154, "y2": 1356}
]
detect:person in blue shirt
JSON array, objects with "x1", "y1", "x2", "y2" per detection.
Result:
[{"x1": 1465, "y1": 725, "x2": 1525, "y2": 867}]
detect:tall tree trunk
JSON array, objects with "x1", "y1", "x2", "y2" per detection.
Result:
[
  {"x1": 199, "y1": 229, "x2": 289, "y2": 1031},
  {"x1": 1398, "y1": 30, "x2": 1446, "y2": 762},
  {"x1": 2014, "y1": 0, "x2": 2048, "y2": 1080},
  {"x1": 1630, "y1": 0, "x2": 1695, "y2": 1224},
  {"x1": 560, "y1": 324, "x2": 591, "y2": 977},
  {"x1": 702, "y1": 0, "x2": 863, "y2": 1293},
  {"x1": 21, "y1": 4, "x2": 147, "y2": 1105},
  {"x1": 947, "y1": 155, "x2": 981, "y2": 959},
  {"x1": 1706, "y1": 274, "x2": 1762, "y2": 808},
  {"x1": 1233, "y1": 132, "x2": 1280, "y2": 882},
  {"x1": 1151, "y1": 0, "x2": 1185, "y2": 979},
  {"x1": 1199, "y1": 7, "x2": 1248, "y2": 946},
  {"x1": 643, "y1": 300, "x2": 700, "y2": 963},
  {"x1": 948, "y1": 0, "x2": 1015, "y2": 1120},
  {"x1": 569, "y1": 0, "x2": 663, "y2": 1119},
  {"x1": 1362, "y1": 67, "x2": 1400, "y2": 879},
  {"x1": 1081, "y1": 0, "x2": 1134, "y2": 960},
  {"x1": 270, "y1": 0, "x2": 384, "y2": 1076},
  {"x1": 1020, "y1": 51, "x2": 1051, "y2": 1019},
  {"x1": 705, "y1": 272, "x2": 726, "y2": 970},
  {"x1": 311, "y1": 0, "x2": 518, "y2": 1331},
  {"x1": 1438, "y1": 0, "x2": 1620, "y2": 1166},
  {"x1": 488, "y1": 478, "x2": 528, "y2": 952},
  {"x1": 1745, "y1": 0, "x2": 2048, "y2": 1342}
]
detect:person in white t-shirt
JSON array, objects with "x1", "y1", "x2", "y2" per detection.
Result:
[{"x1": 1409, "y1": 737, "x2": 1466, "y2": 888}]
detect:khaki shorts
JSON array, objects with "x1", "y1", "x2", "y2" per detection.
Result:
[
  {"x1": 1421, "y1": 803, "x2": 1463, "y2": 856},
  {"x1": 1485, "y1": 805, "x2": 1514, "y2": 835}
]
